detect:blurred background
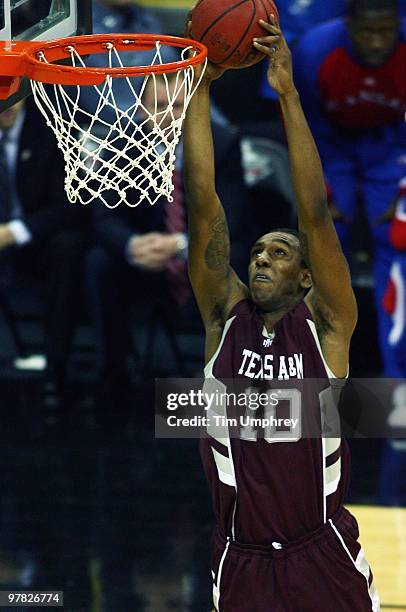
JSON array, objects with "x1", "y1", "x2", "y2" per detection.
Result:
[{"x1": 0, "y1": 0, "x2": 405, "y2": 610}]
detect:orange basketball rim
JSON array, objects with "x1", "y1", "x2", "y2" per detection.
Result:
[
  {"x1": 0, "y1": 33, "x2": 207, "y2": 99},
  {"x1": 0, "y1": 33, "x2": 208, "y2": 209}
]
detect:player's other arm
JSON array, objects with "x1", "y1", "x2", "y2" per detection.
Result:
[
  {"x1": 183, "y1": 64, "x2": 247, "y2": 335},
  {"x1": 254, "y1": 20, "x2": 357, "y2": 361}
]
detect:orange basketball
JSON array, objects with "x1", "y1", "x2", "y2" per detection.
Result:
[{"x1": 191, "y1": 0, "x2": 280, "y2": 69}]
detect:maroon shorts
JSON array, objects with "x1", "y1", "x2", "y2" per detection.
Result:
[{"x1": 211, "y1": 507, "x2": 379, "y2": 612}]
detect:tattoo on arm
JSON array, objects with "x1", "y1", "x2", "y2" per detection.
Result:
[{"x1": 204, "y1": 209, "x2": 230, "y2": 274}]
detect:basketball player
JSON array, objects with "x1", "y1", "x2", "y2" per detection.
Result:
[{"x1": 184, "y1": 17, "x2": 380, "y2": 611}]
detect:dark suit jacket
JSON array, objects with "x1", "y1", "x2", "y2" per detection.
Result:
[
  {"x1": 93, "y1": 119, "x2": 249, "y2": 279},
  {"x1": 14, "y1": 97, "x2": 88, "y2": 240}
]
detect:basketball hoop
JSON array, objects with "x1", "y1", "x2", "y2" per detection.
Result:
[{"x1": 0, "y1": 34, "x2": 208, "y2": 207}]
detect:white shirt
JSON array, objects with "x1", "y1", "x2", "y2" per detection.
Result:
[{"x1": 0, "y1": 109, "x2": 32, "y2": 246}]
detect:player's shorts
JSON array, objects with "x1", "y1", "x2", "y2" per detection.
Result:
[{"x1": 211, "y1": 506, "x2": 379, "y2": 612}]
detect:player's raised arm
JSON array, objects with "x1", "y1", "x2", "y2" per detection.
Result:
[
  {"x1": 253, "y1": 19, "x2": 358, "y2": 357},
  {"x1": 183, "y1": 62, "x2": 247, "y2": 332}
]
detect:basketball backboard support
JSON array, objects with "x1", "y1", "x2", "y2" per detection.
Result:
[{"x1": 0, "y1": 0, "x2": 92, "y2": 111}]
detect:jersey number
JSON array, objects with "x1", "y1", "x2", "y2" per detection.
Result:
[{"x1": 240, "y1": 388, "x2": 302, "y2": 443}]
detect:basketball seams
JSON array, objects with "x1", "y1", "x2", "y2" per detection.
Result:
[
  {"x1": 257, "y1": 0, "x2": 271, "y2": 23},
  {"x1": 195, "y1": 0, "x2": 250, "y2": 44},
  {"x1": 221, "y1": 0, "x2": 257, "y2": 65},
  {"x1": 191, "y1": 0, "x2": 279, "y2": 68}
]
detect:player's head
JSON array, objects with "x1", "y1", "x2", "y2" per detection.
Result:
[
  {"x1": 0, "y1": 100, "x2": 24, "y2": 131},
  {"x1": 347, "y1": 0, "x2": 400, "y2": 67},
  {"x1": 248, "y1": 229, "x2": 312, "y2": 312}
]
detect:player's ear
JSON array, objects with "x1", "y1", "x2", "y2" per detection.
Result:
[{"x1": 300, "y1": 268, "x2": 312, "y2": 290}]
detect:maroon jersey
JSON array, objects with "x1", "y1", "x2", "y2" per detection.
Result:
[{"x1": 200, "y1": 298, "x2": 350, "y2": 544}]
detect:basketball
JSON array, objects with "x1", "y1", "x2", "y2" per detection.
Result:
[{"x1": 191, "y1": 0, "x2": 280, "y2": 69}]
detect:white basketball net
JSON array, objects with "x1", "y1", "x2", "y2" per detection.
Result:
[{"x1": 30, "y1": 41, "x2": 207, "y2": 208}]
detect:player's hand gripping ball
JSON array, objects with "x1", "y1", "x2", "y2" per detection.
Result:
[
  {"x1": 190, "y1": 0, "x2": 280, "y2": 69},
  {"x1": 253, "y1": 18, "x2": 295, "y2": 97}
]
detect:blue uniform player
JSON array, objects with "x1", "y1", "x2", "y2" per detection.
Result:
[
  {"x1": 275, "y1": 0, "x2": 406, "y2": 45},
  {"x1": 261, "y1": 0, "x2": 406, "y2": 97},
  {"x1": 275, "y1": 0, "x2": 349, "y2": 45},
  {"x1": 293, "y1": 0, "x2": 406, "y2": 373},
  {"x1": 383, "y1": 177, "x2": 406, "y2": 377},
  {"x1": 260, "y1": 0, "x2": 345, "y2": 100},
  {"x1": 379, "y1": 177, "x2": 406, "y2": 505}
]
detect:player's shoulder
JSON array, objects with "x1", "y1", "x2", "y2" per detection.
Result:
[
  {"x1": 227, "y1": 298, "x2": 255, "y2": 321},
  {"x1": 295, "y1": 18, "x2": 348, "y2": 61},
  {"x1": 276, "y1": 301, "x2": 321, "y2": 353},
  {"x1": 283, "y1": 300, "x2": 314, "y2": 327}
]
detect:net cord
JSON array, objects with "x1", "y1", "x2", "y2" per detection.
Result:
[{"x1": 30, "y1": 41, "x2": 207, "y2": 208}]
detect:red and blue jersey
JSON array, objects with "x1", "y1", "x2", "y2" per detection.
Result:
[
  {"x1": 294, "y1": 17, "x2": 406, "y2": 135},
  {"x1": 383, "y1": 178, "x2": 406, "y2": 375},
  {"x1": 390, "y1": 178, "x2": 406, "y2": 252}
]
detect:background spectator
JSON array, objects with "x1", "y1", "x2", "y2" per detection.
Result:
[
  {"x1": 383, "y1": 176, "x2": 406, "y2": 376},
  {"x1": 260, "y1": 0, "x2": 346, "y2": 102},
  {"x1": 77, "y1": 0, "x2": 176, "y2": 126},
  {"x1": 292, "y1": 0, "x2": 406, "y2": 373},
  {"x1": 378, "y1": 178, "x2": 406, "y2": 506},
  {"x1": 273, "y1": 0, "x2": 348, "y2": 46},
  {"x1": 0, "y1": 98, "x2": 89, "y2": 409},
  {"x1": 261, "y1": 0, "x2": 406, "y2": 49}
]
